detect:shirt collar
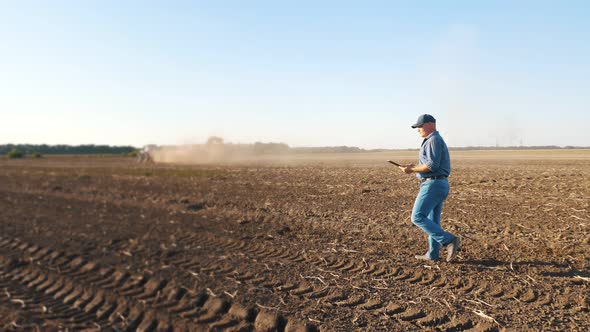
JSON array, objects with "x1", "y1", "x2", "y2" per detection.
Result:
[{"x1": 421, "y1": 131, "x2": 438, "y2": 147}]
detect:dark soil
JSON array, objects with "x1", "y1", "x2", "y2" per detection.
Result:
[{"x1": 0, "y1": 155, "x2": 588, "y2": 331}]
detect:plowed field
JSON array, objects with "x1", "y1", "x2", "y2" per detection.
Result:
[{"x1": 1, "y1": 150, "x2": 589, "y2": 331}]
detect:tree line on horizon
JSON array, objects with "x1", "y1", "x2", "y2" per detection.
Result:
[{"x1": 0, "y1": 144, "x2": 136, "y2": 156}]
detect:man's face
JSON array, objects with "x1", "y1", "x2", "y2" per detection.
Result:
[{"x1": 417, "y1": 122, "x2": 435, "y2": 138}]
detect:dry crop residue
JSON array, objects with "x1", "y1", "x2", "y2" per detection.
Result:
[{"x1": 0, "y1": 153, "x2": 588, "y2": 331}]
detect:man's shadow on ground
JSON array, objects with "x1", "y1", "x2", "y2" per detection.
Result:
[{"x1": 456, "y1": 259, "x2": 590, "y2": 278}]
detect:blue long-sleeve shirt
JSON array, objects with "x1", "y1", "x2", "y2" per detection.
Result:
[{"x1": 417, "y1": 131, "x2": 451, "y2": 179}]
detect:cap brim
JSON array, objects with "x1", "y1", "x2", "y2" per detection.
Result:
[{"x1": 411, "y1": 123, "x2": 422, "y2": 128}]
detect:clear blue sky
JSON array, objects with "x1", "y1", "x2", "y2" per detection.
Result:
[{"x1": 2, "y1": 0, "x2": 589, "y2": 148}]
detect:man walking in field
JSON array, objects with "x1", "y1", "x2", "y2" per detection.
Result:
[{"x1": 399, "y1": 114, "x2": 460, "y2": 262}]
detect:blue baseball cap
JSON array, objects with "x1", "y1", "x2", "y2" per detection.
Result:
[{"x1": 411, "y1": 114, "x2": 436, "y2": 128}]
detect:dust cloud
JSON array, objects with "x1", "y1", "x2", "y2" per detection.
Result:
[
  {"x1": 145, "y1": 137, "x2": 377, "y2": 165},
  {"x1": 148, "y1": 137, "x2": 294, "y2": 164}
]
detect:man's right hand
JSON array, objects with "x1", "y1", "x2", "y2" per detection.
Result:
[{"x1": 399, "y1": 164, "x2": 415, "y2": 174}]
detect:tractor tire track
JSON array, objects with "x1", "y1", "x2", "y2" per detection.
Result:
[
  {"x1": 1, "y1": 230, "x2": 568, "y2": 332},
  {"x1": 166, "y1": 230, "x2": 580, "y2": 331},
  {"x1": 164, "y1": 232, "x2": 494, "y2": 330},
  {"x1": 0, "y1": 236, "x2": 316, "y2": 332}
]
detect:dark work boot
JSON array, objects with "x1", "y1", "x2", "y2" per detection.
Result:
[
  {"x1": 446, "y1": 237, "x2": 460, "y2": 262},
  {"x1": 415, "y1": 255, "x2": 438, "y2": 262}
]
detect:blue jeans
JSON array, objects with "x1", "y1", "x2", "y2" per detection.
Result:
[{"x1": 411, "y1": 179, "x2": 454, "y2": 261}]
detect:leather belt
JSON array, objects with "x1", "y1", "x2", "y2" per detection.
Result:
[{"x1": 420, "y1": 175, "x2": 448, "y2": 182}]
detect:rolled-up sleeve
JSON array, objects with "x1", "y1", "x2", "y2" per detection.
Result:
[{"x1": 422, "y1": 138, "x2": 442, "y2": 171}]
